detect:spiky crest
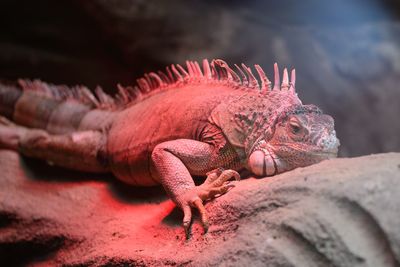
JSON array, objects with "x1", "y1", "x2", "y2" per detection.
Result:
[{"x1": 15, "y1": 59, "x2": 298, "y2": 110}]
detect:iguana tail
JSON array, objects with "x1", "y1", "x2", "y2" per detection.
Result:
[{"x1": 0, "y1": 80, "x2": 116, "y2": 134}]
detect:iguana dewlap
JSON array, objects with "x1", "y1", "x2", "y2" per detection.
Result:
[{"x1": 0, "y1": 59, "x2": 339, "y2": 238}]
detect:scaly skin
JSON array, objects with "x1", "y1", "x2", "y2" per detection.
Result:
[{"x1": 0, "y1": 59, "x2": 340, "y2": 238}]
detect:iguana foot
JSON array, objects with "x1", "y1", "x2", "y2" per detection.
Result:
[
  {"x1": 0, "y1": 116, "x2": 49, "y2": 151},
  {"x1": 177, "y1": 168, "x2": 240, "y2": 239},
  {"x1": 0, "y1": 116, "x2": 26, "y2": 150},
  {"x1": 0, "y1": 116, "x2": 15, "y2": 126}
]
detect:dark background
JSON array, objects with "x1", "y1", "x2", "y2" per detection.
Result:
[{"x1": 0, "y1": 0, "x2": 399, "y2": 157}]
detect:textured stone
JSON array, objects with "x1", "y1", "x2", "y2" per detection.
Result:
[{"x1": 0, "y1": 150, "x2": 399, "y2": 266}]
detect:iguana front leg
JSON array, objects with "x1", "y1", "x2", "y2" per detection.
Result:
[{"x1": 151, "y1": 139, "x2": 240, "y2": 238}]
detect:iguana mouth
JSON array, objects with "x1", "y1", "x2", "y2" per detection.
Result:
[
  {"x1": 248, "y1": 140, "x2": 338, "y2": 177},
  {"x1": 313, "y1": 149, "x2": 338, "y2": 157},
  {"x1": 273, "y1": 142, "x2": 339, "y2": 155}
]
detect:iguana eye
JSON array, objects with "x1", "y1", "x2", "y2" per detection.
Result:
[{"x1": 289, "y1": 120, "x2": 301, "y2": 134}]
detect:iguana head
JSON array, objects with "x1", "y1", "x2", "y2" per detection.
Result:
[
  {"x1": 247, "y1": 104, "x2": 339, "y2": 176},
  {"x1": 209, "y1": 60, "x2": 340, "y2": 177}
]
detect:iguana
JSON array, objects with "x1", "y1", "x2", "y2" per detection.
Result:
[{"x1": 0, "y1": 59, "x2": 339, "y2": 238}]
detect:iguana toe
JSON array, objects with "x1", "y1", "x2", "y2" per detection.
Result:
[
  {"x1": 204, "y1": 169, "x2": 240, "y2": 188},
  {"x1": 0, "y1": 116, "x2": 15, "y2": 126},
  {"x1": 178, "y1": 169, "x2": 240, "y2": 239},
  {"x1": 0, "y1": 122, "x2": 28, "y2": 150}
]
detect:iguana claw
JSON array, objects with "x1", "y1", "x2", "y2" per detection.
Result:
[
  {"x1": 0, "y1": 116, "x2": 26, "y2": 150},
  {"x1": 0, "y1": 116, "x2": 15, "y2": 126},
  {"x1": 179, "y1": 169, "x2": 240, "y2": 239}
]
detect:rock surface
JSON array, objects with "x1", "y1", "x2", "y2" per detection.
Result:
[{"x1": 0, "y1": 150, "x2": 399, "y2": 266}]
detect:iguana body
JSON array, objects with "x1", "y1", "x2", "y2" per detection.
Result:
[
  {"x1": 0, "y1": 59, "x2": 340, "y2": 238},
  {"x1": 108, "y1": 81, "x2": 242, "y2": 186}
]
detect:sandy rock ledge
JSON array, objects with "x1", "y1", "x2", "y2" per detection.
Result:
[{"x1": 0, "y1": 150, "x2": 399, "y2": 266}]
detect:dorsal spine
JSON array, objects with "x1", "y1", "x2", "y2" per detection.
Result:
[{"x1": 4, "y1": 59, "x2": 298, "y2": 111}]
